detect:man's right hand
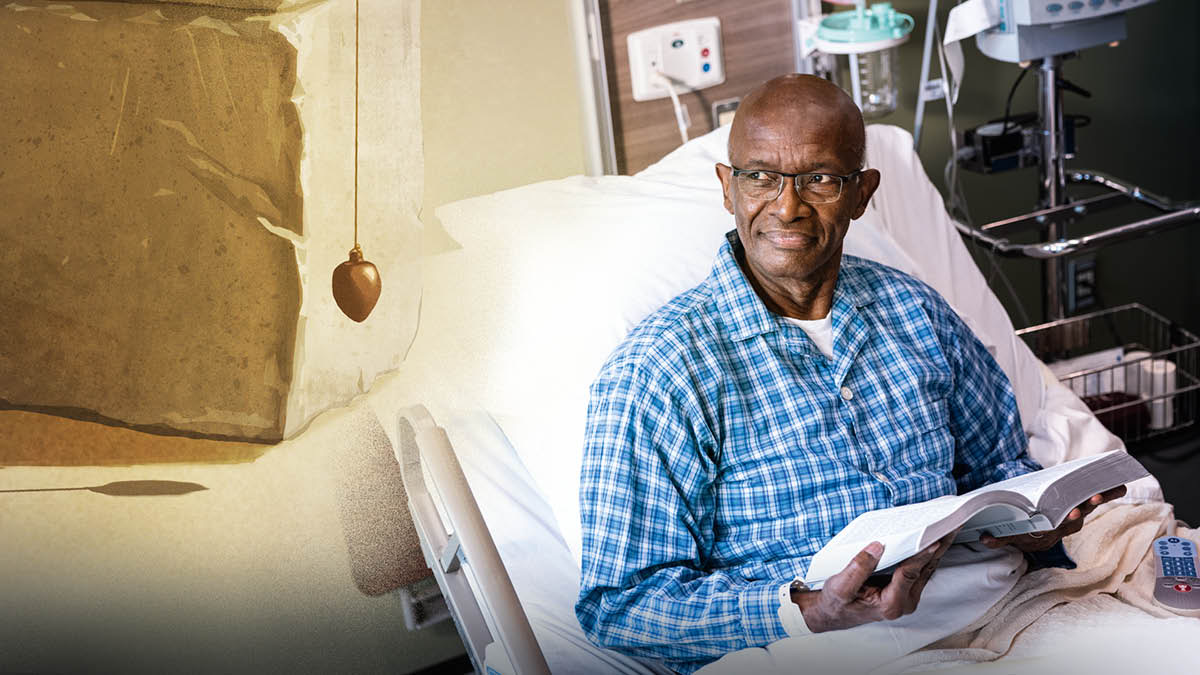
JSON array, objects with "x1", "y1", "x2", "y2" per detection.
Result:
[{"x1": 792, "y1": 532, "x2": 956, "y2": 632}]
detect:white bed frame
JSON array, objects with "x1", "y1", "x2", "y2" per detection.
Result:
[{"x1": 398, "y1": 405, "x2": 551, "y2": 675}]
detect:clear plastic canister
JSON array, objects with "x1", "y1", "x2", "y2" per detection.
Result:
[{"x1": 834, "y1": 46, "x2": 898, "y2": 119}]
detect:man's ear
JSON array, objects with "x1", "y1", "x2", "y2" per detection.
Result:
[
  {"x1": 849, "y1": 168, "x2": 882, "y2": 220},
  {"x1": 715, "y1": 163, "x2": 735, "y2": 214}
]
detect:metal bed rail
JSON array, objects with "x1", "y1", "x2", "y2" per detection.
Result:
[{"x1": 397, "y1": 405, "x2": 551, "y2": 675}]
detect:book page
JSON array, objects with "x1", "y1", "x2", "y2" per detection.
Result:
[
  {"x1": 822, "y1": 495, "x2": 962, "y2": 542},
  {"x1": 966, "y1": 452, "x2": 1113, "y2": 504},
  {"x1": 803, "y1": 495, "x2": 962, "y2": 586}
]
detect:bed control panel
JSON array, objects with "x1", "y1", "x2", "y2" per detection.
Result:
[{"x1": 1152, "y1": 536, "x2": 1200, "y2": 613}]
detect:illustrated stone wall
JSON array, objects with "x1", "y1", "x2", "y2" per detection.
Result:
[{"x1": 0, "y1": 0, "x2": 422, "y2": 444}]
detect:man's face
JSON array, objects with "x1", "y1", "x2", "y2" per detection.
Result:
[{"x1": 716, "y1": 111, "x2": 879, "y2": 291}]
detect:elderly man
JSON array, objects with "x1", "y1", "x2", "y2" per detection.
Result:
[{"x1": 575, "y1": 75, "x2": 1122, "y2": 674}]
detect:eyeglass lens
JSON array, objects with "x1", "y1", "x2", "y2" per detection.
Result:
[{"x1": 736, "y1": 172, "x2": 843, "y2": 203}]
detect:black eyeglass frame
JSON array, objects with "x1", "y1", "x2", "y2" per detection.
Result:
[{"x1": 729, "y1": 167, "x2": 864, "y2": 203}]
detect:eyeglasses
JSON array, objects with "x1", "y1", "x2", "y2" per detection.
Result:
[{"x1": 730, "y1": 167, "x2": 862, "y2": 204}]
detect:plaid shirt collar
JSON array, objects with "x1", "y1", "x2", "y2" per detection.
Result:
[{"x1": 711, "y1": 229, "x2": 878, "y2": 344}]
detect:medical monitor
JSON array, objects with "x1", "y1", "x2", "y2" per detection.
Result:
[{"x1": 975, "y1": 0, "x2": 1159, "y2": 63}]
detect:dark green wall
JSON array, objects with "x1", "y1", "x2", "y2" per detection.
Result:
[{"x1": 869, "y1": 0, "x2": 1199, "y2": 332}]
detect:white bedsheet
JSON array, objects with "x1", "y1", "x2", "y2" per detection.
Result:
[{"x1": 436, "y1": 409, "x2": 669, "y2": 675}]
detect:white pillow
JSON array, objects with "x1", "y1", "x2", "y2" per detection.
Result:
[{"x1": 424, "y1": 176, "x2": 734, "y2": 561}]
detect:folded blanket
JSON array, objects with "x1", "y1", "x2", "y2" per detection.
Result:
[{"x1": 886, "y1": 501, "x2": 1199, "y2": 673}]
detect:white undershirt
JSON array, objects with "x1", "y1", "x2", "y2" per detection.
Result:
[{"x1": 781, "y1": 313, "x2": 834, "y2": 359}]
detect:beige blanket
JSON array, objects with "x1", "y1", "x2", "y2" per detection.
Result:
[{"x1": 887, "y1": 501, "x2": 1200, "y2": 673}]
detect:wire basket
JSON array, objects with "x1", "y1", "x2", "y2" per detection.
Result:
[{"x1": 1016, "y1": 304, "x2": 1200, "y2": 444}]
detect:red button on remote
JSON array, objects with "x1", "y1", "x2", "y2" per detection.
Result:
[
  {"x1": 1174, "y1": 583, "x2": 1193, "y2": 593},
  {"x1": 701, "y1": 48, "x2": 710, "y2": 57}
]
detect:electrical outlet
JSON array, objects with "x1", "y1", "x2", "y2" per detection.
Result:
[
  {"x1": 627, "y1": 17, "x2": 725, "y2": 102},
  {"x1": 1066, "y1": 256, "x2": 1096, "y2": 314},
  {"x1": 712, "y1": 97, "x2": 740, "y2": 128}
]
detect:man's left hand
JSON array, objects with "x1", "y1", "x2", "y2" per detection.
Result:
[{"x1": 979, "y1": 485, "x2": 1127, "y2": 552}]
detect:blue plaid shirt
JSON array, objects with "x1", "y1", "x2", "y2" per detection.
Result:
[{"x1": 576, "y1": 233, "x2": 1041, "y2": 674}]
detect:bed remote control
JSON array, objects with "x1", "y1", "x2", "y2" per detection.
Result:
[{"x1": 1152, "y1": 536, "x2": 1200, "y2": 612}]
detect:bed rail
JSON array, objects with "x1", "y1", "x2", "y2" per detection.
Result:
[{"x1": 397, "y1": 406, "x2": 551, "y2": 675}]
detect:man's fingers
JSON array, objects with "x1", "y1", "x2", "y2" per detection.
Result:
[
  {"x1": 1059, "y1": 517, "x2": 1085, "y2": 537},
  {"x1": 877, "y1": 542, "x2": 937, "y2": 619},
  {"x1": 933, "y1": 531, "x2": 956, "y2": 558},
  {"x1": 1104, "y1": 485, "x2": 1127, "y2": 499},
  {"x1": 825, "y1": 542, "x2": 884, "y2": 604},
  {"x1": 1077, "y1": 485, "x2": 1127, "y2": 516}
]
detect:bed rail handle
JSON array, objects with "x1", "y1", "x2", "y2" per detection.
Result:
[{"x1": 400, "y1": 406, "x2": 552, "y2": 675}]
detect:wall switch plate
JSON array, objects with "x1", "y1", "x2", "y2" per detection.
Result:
[
  {"x1": 627, "y1": 17, "x2": 725, "y2": 102},
  {"x1": 712, "y1": 97, "x2": 740, "y2": 128}
]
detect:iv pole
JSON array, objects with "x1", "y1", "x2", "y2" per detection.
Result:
[{"x1": 913, "y1": 4, "x2": 1200, "y2": 323}]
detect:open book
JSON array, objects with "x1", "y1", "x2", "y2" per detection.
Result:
[{"x1": 803, "y1": 450, "x2": 1149, "y2": 589}]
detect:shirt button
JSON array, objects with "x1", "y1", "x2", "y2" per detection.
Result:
[
  {"x1": 840, "y1": 386, "x2": 853, "y2": 401},
  {"x1": 873, "y1": 471, "x2": 888, "y2": 483}
]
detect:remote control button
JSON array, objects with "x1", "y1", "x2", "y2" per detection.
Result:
[
  {"x1": 1174, "y1": 583, "x2": 1192, "y2": 593},
  {"x1": 1169, "y1": 537, "x2": 1180, "y2": 543}
]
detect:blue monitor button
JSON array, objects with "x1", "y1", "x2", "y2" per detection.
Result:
[
  {"x1": 1047, "y1": 2, "x2": 1063, "y2": 11},
  {"x1": 1068, "y1": 1, "x2": 1084, "y2": 9}
]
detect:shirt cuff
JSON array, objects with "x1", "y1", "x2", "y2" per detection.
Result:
[
  {"x1": 739, "y1": 579, "x2": 791, "y2": 647},
  {"x1": 777, "y1": 581, "x2": 813, "y2": 637}
]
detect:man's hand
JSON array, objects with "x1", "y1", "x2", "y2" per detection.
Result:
[
  {"x1": 792, "y1": 531, "x2": 957, "y2": 632},
  {"x1": 979, "y1": 485, "x2": 1126, "y2": 553}
]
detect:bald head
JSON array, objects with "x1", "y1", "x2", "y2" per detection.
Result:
[
  {"x1": 713, "y1": 73, "x2": 881, "y2": 320},
  {"x1": 729, "y1": 74, "x2": 866, "y2": 170}
]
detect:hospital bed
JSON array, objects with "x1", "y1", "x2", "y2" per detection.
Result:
[{"x1": 386, "y1": 124, "x2": 1195, "y2": 674}]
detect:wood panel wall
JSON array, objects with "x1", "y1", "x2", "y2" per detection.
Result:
[{"x1": 600, "y1": 0, "x2": 796, "y2": 174}]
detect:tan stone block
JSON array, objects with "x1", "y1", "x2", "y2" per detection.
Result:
[{"x1": 0, "y1": 0, "x2": 422, "y2": 446}]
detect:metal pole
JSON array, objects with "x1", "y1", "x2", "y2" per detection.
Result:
[
  {"x1": 1038, "y1": 55, "x2": 1067, "y2": 320},
  {"x1": 849, "y1": 52, "x2": 863, "y2": 111},
  {"x1": 913, "y1": 0, "x2": 939, "y2": 150}
]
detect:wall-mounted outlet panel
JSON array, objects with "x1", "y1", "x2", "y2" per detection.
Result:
[
  {"x1": 1066, "y1": 256, "x2": 1097, "y2": 314},
  {"x1": 627, "y1": 17, "x2": 725, "y2": 102},
  {"x1": 712, "y1": 97, "x2": 740, "y2": 127}
]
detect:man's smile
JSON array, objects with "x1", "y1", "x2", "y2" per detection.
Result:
[{"x1": 760, "y1": 229, "x2": 818, "y2": 248}]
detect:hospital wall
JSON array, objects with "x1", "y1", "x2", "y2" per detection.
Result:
[{"x1": 420, "y1": 0, "x2": 588, "y2": 254}]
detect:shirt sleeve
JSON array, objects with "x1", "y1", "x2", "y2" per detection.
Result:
[
  {"x1": 575, "y1": 359, "x2": 789, "y2": 667},
  {"x1": 924, "y1": 290, "x2": 1042, "y2": 494}
]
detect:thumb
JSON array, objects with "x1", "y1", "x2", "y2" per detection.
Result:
[{"x1": 824, "y1": 542, "x2": 884, "y2": 603}]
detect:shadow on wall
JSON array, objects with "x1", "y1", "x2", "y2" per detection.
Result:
[{"x1": 0, "y1": 480, "x2": 209, "y2": 496}]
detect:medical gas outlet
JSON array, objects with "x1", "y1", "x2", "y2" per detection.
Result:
[{"x1": 627, "y1": 17, "x2": 725, "y2": 102}]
